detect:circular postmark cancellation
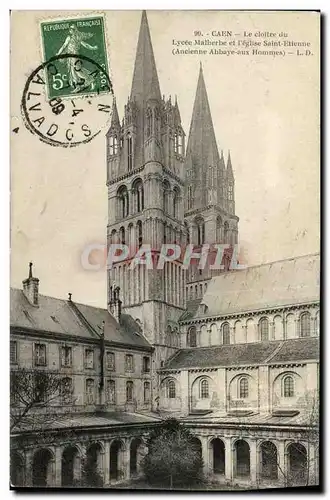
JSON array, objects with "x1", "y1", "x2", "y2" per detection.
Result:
[{"x1": 21, "y1": 54, "x2": 114, "y2": 147}]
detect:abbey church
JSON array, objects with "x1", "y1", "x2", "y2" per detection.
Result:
[{"x1": 10, "y1": 11, "x2": 319, "y2": 489}]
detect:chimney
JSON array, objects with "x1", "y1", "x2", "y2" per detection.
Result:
[
  {"x1": 22, "y1": 262, "x2": 39, "y2": 306},
  {"x1": 108, "y1": 285, "x2": 122, "y2": 323}
]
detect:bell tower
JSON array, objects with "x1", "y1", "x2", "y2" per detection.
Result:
[{"x1": 106, "y1": 11, "x2": 186, "y2": 365}]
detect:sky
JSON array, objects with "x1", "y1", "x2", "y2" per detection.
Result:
[{"x1": 10, "y1": 10, "x2": 320, "y2": 307}]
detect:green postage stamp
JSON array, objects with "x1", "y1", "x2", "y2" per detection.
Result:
[{"x1": 40, "y1": 15, "x2": 110, "y2": 99}]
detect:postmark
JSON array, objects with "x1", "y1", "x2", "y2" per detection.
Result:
[
  {"x1": 40, "y1": 15, "x2": 109, "y2": 100},
  {"x1": 21, "y1": 54, "x2": 114, "y2": 147}
]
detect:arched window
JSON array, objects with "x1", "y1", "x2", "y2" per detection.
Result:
[
  {"x1": 196, "y1": 217, "x2": 205, "y2": 245},
  {"x1": 222, "y1": 323, "x2": 230, "y2": 345},
  {"x1": 187, "y1": 326, "x2": 197, "y2": 347},
  {"x1": 119, "y1": 226, "x2": 125, "y2": 244},
  {"x1": 228, "y1": 183, "x2": 234, "y2": 201},
  {"x1": 110, "y1": 229, "x2": 117, "y2": 244},
  {"x1": 216, "y1": 216, "x2": 223, "y2": 243},
  {"x1": 283, "y1": 375, "x2": 294, "y2": 397},
  {"x1": 300, "y1": 312, "x2": 311, "y2": 337},
  {"x1": 132, "y1": 179, "x2": 144, "y2": 213},
  {"x1": 144, "y1": 381, "x2": 151, "y2": 403},
  {"x1": 259, "y1": 317, "x2": 269, "y2": 341},
  {"x1": 173, "y1": 187, "x2": 180, "y2": 218},
  {"x1": 126, "y1": 381, "x2": 134, "y2": 402},
  {"x1": 127, "y1": 134, "x2": 133, "y2": 171},
  {"x1": 163, "y1": 180, "x2": 170, "y2": 214},
  {"x1": 117, "y1": 186, "x2": 129, "y2": 218},
  {"x1": 239, "y1": 377, "x2": 249, "y2": 399},
  {"x1": 167, "y1": 380, "x2": 176, "y2": 399},
  {"x1": 200, "y1": 379, "x2": 209, "y2": 399},
  {"x1": 109, "y1": 135, "x2": 118, "y2": 156},
  {"x1": 224, "y1": 221, "x2": 229, "y2": 244},
  {"x1": 137, "y1": 220, "x2": 143, "y2": 248}
]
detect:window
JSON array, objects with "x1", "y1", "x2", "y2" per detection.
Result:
[
  {"x1": 132, "y1": 179, "x2": 144, "y2": 213},
  {"x1": 196, "y1": 219, "x2": 205, "y2": 245},
  {"x1": 106, "y1": 379, "x2": 116, "y2": 403},
  {"x1": 34, "y1": 373, "x2": 46, "y2": 403},
  {"x1": 184, "y1": 221, "x2": 190, "y2": 243},
  {"x1": 61, "y1": 345, "x2": 72, "y2": 367},
  {"x1": 125, "y1": 354, "x2": 134, "y2": 372},
  {"x1": 126, "y1": 381, "x2": 134, "y2": 402},
  {"x1": 84, "y1": 349, "x2": 94, "y2": 369},
  {"x1": 283, "y1": 375, "x2": 294, "y2": 397},
  {"x1": 34, "y1": 343, "x2": 46, "y2": 366},
  {"x1": 144, "y1": 381, "x2": 151, "y2": 403},
  {"x1": 127, "y1": 135, "x2": 133, "y2": 171},
  {"x1": 85, "y1": 378, "x2": 95, "y2": 404},
  {"x1": 200, "y1": 379, "x2": 209, "y2": 399},
  {"x1": 10, "y1": 341, "x2": 17, "y2": 364},
  {"x1": 222, "y1": 323, "x2": 230, "y2": 345},
  {"x1": 188, "y1": 327, "x2": 197, "y2": 347},
  {"x1": 109, "y1": 135, "x2": 118, "y2": 156},
  {"x1": 174, "y1": 131, "x2": 183, "y2": 155},
  {"x1": 216, "y1": 217, "x2": 222, "y2": 243},
  {"x1": 224, "y1": 221, "x2": 229, "y2": 244},
  {"x1": 163, "y1": 181, "x2": 170, "y2": 213},
  {"x1": 119, "y1": 226, "x2": 125, "y2": 244},
  {"x1": 61, "y1": 377, "x2": 73, "y2": 404},
  {"x1": 239, "y1": 377, "x2": 249, "y2": 399},
  {"x1": 300, "y1": 312, "x2": 311, "y2": 337},
  {"x1": 118, "y1": 186, "x2": 129, "y2": 218},
  {"x1": 106, "y1": 352, "x2": 115, "y2": 371},
  {"x1": 137, "y1": 220, "x2": 143, "y2": 248},
  {"x1": 228, "y1": 184, "x2": 233, "y2": 201},
  {"x1": 187, "y1": 186, "x2": 193, "y2": 210},
  {"x1": 146, "y1": 108, "x2": 152, "y2": 137},
  {"x1": 143, "y1": 356, "x2": 150, "y2": 373},
  {"x1": 173, "y1": 188, "x2": 180, "y2": 218},
  {"x1": 259, "y1": 318, "x2": 269, "y2": 341},
  {"x1": 167, "y1": 379, "x2": 176, "y2": 399}
]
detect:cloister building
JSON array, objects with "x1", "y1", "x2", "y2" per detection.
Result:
[{"x1": 10, "y1": 11, "x2": 319, "y2": 489}]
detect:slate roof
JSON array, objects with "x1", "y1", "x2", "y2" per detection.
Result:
[
  {"x1": 193, "y1": 253, "x2": 320, "y2": 319},
  {"x1": 163, "y1": 338, "x2": 319, "y2": 370},
  {"x1": 10, "y1": 288, "x2": 151, "y2": 350}
]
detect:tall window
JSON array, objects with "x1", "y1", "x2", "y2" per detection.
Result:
[
  {"x1": 173, "y1": 187, "x2": 180, "y2": 218},
  {"x1": 224, "y1": 221, "x2": 229, "y2": 244},
  {"x1": 216, "y1": 216, "x2": 222, "y2": 243},
  {"x1": 143, "y1": 356, "x2": 150, "y2": 373},
  {"x1": 283, "y1": 375, "x2": 294, "y2": 397},
  {"x1": 259, "y1": 318, "x2": 269, "y2": 341},
  {"x1": 200, "y1": 379, "x2": 209, "y2": 399},
  {"x1": 239, "y1": 377, "x2": 249, "y2": 398},
  {"x1": 85, "y1": 378, "x2": 95, "y2": 404},
  {"x1": 146, "y1": 108, "x2": 152, "y2": 137},
  {"x1": 34, "y1": 343, "x2": 46, "y2": 366},
  {"x1": 137, "y1": 221, "x2": 143, "y2": 248},
  {"x1": 61, "y1": 377, "x2": 73, "y2": 404},
  {"x1": 106, "y1": 352, "x2": 115, "y2": 371},
  {"x1": 187, "y1": 186, "x2": 193, "y2": 210},
  {"x1": 125, "y1": 354, "x2": 134, "y2": 372},
  {"x1": 132, "y1": 179, "x2": 144, "y2": 213},
  {"x1": 106, "y1": 379, "x2": 116, "y2": 403},
  {"x1": 118, "y1": 186, "x2": 129, "y2": 218},
  {"x1": 61, "y1": 345, "x2": 72, "y2": 367},
  {"x1": 10, "y1": 341, "x2": 17, "y2": 364},
  {"x1": 163, "y1": 181, "x2": 170, "y2": 213},
  {"x1": 119, "y1": 226, "x2": 125, "y2": 244},
  {"x1": 174, "y1": 131, "x2": 183, "y2": 155},
  {"x1": 300, "y1": 312, "x2": 311, "y2": 337},
  {"x1": 167, "y1": 380, "x2": 176, "y2": 398},
  {"x1": 127, "y1": 135, "x2": 133, "y2": 171},
  {"x1": 109, "y1": 136, "x2": 118, "y2": 156},
  {"x1": 84, "y1": 349, "x2": 94, "y2": 369},
  {"x1": 188, "y1": 326, "x2": 197, "y2": 347},
  {"x1": 222, "y1": 323, "x2": 230, "y2": 345},
  {"x1": 126, "y1": 381, "x2": 134, "y2": 402},
  {"x1": 144, "y1": 381, "x2": 151, "y2": 403},
  {"x1": 196, "y1": 218, "x2": 205, "y2": 245},
  {"x1": 34, "y1": 373, "x2": 46, "y2": 403},
  {"x1": 228, "y1": 184, "x2": 234, "y2": 201}
]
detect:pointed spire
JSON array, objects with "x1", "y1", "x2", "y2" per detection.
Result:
[
  {"x1": 226, "y1": 150, "x2": 234, "y2": 179},
  {"x1": 110, "y1": 98, "x2": 120, "y2": 128},
  {"x1": 29, "y1": 261, "x2": 33, "y2": 279},
  {"x1": 219, "y1": 149, "x2": 226, "y2": 170},
  {"x1": 185, "y1": 65, "x2": 220, "y2": 171},
  {"x1": 130, "y1": 11, "x2": 161, "y2": 106}
]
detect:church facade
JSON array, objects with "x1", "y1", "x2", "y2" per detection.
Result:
[{"x1": 10, "y1": 11, "x2": 319, "y2": 489}]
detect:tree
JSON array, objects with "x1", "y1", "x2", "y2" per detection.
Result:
[
  {"x1": 142, "y1": 418, "x2": 204, "y2": 489},
  {"x1": 10, "y1": 367, "x2": 73, "y2": 432}
]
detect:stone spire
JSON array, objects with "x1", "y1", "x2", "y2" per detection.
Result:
[
  {"x1": 110, "y1": 98, "x2": 120, "y2": 128},
  {"x1": 185, "y1": 64, "x2": 220, "y2": 173},
  {"x1": 226, "y1": 150, "x2": 234, "y2": 180},
  {"x1": 130, "y1": 10, "x2": 161, "y2": 107}
]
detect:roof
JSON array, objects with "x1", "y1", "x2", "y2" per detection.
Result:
[
  {"x1": 10, "y1": 288, "x2": 151, "y2": 350},
  {"x1": 196, "y1": 253, "x2": 320, "y2": 318},
  {"x1": 163, "y1": 338, "x2": 319, "y2": 370}
]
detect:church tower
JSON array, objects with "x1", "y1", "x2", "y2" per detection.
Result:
[
  {"x1": 106, "y1": 12, "x2": 186, "y2": 366},
  {"x1": 184, "y1": 64, "x2": 239, "y2": 305}
]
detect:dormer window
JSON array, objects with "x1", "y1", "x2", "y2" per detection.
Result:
[{"x1": 109, "y1": 136, "x2": 118, "y2": 156}]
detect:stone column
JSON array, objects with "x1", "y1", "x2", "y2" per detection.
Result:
[
  {"x1": 201, "y1": 436, "x2": 209, "y2": 476},
  {"x1": 104, "y1": 441, "x2": 110, "y2": 487},
  {"x1": 24, "y1": 448, "x2": 34, "y2": 486},
  {"x1": 277, "y1": 440, "x2": 286, "y2": 486},
  {"x1": 224, "y1": 437, "x2": 232, "y2": 483},
  {"x1": 54, "y1": 446, "x2": 62, "y2": 487},
  {"x1": 249, "y1": 439, "x2": 257, "y2": 486},
  {"x1": 270, "y1": 321, "x2": 275, "y2": 340},
  {"x1": 123, "y1": 444, "x2": 130, "y2": 481}
]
